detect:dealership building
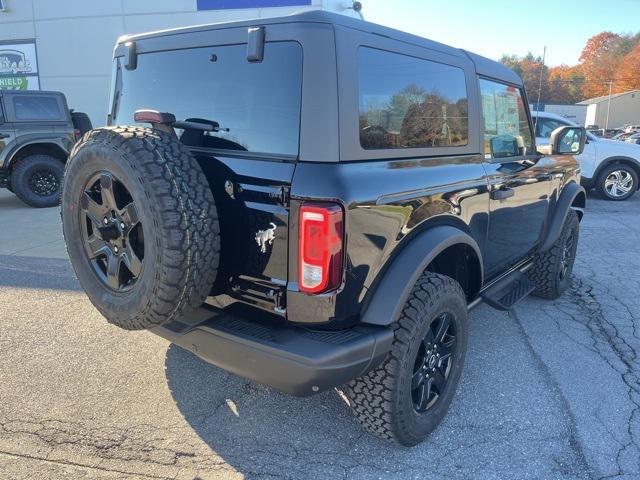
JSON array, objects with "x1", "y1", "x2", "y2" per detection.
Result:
[{"x1": 0, "y1": 0, "x2": 357, "y2": 126}]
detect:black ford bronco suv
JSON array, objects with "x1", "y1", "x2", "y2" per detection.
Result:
[
  {"x1": 0, "y1": 90, "x2": 92, "y2": 207},
  {"x1": 61, "y1": 11, "x2": 587, "y2": 446}
]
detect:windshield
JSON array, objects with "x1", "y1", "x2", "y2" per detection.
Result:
[{"x1": 111, "y1": 42, "x2": 303, "y2": 158}]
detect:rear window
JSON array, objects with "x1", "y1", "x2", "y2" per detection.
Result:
[
  {"x1": 358, "y1": 47, "x2": 469, "y2": 150},
  {"x1": 13, "y1": 96, "x2": 62, "y2": 121},
  {"x1": 113, "y1": 42, "x2": 302, "y2": 157}
]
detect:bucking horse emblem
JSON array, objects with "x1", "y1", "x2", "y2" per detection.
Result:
[{"x1": 255, "y1": 222, "x2": 277, "y2": 253}]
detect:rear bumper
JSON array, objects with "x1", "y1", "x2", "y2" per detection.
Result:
[{"x1": 151, "y1": 305, "x2": 393, "y2": 396}]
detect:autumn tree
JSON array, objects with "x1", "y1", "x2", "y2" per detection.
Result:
[
  {"x1": 579, "y1": 32, "x2": 627, "y2": 97},
  {"x1": 547, "y1": 65, "x2": 585, "y2": 104},
  {"x1": 616, "y1": 43, "x2": 640, "y2": 91},
  {"x1": 500, "y1": 53, "x2": 548, "y2": 102}
]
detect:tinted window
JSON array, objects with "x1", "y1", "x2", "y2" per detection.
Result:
[
  {"x1": 114, "y1": 42, "x2": 302, "y2": 157},
  {"x1": 536, "y1": 117, "x2": 568, "y2": 138},
  {"x1": 479, "y1": 79, "x2": 533, "y2": 159},
  {"x1": 13, "y1": 96, "x2": 62, "y2": 121},
  {"x1": 358, "y1": 47, "x2": 468, "y2": 150}
]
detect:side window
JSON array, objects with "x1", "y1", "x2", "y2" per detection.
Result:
[
  {"x1": 536, "y1": 118, "x2": 568, "y2": 138},
  {"x1": 358, "y1": 47, "x2": 469, "y2": 150},
  {"x1": 479, "y1": 79, "x2": 533, "y2": 159},
  {"x1": 13, "y1": 96, "x2": 62, "y2": 121}
]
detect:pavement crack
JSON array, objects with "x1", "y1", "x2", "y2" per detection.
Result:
[{"x1": 509, "y1": 308, "x2": 594, "y2": 479}]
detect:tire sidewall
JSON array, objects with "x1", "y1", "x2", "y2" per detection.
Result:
[
  {"x1": 62, "y1": 136, "x2": 161, "y2": 323},
  {"x1": 12, "y1": 155, "x2": 64, "y2": 208},
  {"x1": 395, "y1": 286, "x2": 468, "y2": 443},
  {"x1": 598, "y1": 164, "x2": 638, "y2": 201},
  {"x1": 555, "y1": 211, "x2": 579, "y2": 294}
]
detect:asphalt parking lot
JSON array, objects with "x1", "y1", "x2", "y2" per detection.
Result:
[{"x1": 0, "y1": 188, "x2": 638, "y2": 480}]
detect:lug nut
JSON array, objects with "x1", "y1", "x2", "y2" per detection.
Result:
[
  {"x1": 103, "y1": 217, "x2": 109, "y2": 224},
  {"x1": 114, "y1": 246, "x2": 119, "y2": 253},
  {"x1": 120, "y1": 222, "x2": 125, "y2": 229}
]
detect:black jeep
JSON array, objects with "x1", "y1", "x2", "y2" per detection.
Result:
[
  {"x1": 61, "y1": 11, "x2": 587, "y2": 446},
  {"x1": 0, "y1": 90, "x2": 91, "y2": 207}
]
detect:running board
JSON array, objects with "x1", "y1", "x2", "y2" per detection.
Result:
[{"x1": 480, "y1": 270, "x2": 535, "y2": 311}]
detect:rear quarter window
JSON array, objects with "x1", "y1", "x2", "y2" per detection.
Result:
[
  {"x1": 13, "y1": 96, "x2": 62, "y2": 121},
  {"x1": 357, "y1": 47, "x2": 469, "y2": 150},
  {"x1": 113, "y1": 42, "x2": 303, "y2": 157}
]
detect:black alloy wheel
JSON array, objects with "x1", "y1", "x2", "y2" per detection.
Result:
[
  {"x1": 411, "y1": 312, "x2": 457, "y2": 413},
  {"x1": 558, "y1": 229, "x2": 575, "y2": 282},
  {"x1": 79, "y1": 171, "x2": 144, "y2": 291},
  {"x1": 345, "y1": 273, "x2": 468, "y2": 446},
  {"x1": 28, "y1": 169, "x2": 60, "y2": 196}
]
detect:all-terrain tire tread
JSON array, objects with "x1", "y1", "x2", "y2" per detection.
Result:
[
  {"x1": 529, "y1": 209, "x2": 579, "y2": 299},
  {"x1": 344, "y1": 273, "x2": 465, "y2": 444},
  {"x1": 64, "y1": 126, "x2": 219, "y2": 330}
]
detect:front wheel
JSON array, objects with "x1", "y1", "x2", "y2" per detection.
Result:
[
  {"x1": 596, "y1": 163, "x2": 638, "y2": 201},
  {"x1": 345, "y1": 273, "x2": 468, "y2": 446},
  {"x1": 529, "y1": 209, "x2": 579, "y2": 299}
]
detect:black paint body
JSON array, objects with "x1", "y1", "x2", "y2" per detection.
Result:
[{"x1": 110, "y1": 11, "x2": 583, "y2": 328}]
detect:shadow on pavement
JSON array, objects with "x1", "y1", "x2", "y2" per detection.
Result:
[
  {"x1": 0, "y1": 254, "x2": 80, "y2": 291},
  {"x1": 162, "y1": 306, "x2": 592, "y2": 478}
]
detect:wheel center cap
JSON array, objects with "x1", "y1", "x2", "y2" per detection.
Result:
[
  {"x1": 428, "y1": 354, "x2": 437, "y2": 369},
  {"x1": 98, "y1": 223, "x2": 121, "y2": 242}
]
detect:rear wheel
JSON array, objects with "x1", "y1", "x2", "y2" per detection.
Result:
[
  {"x1": 596, "y1": 163, "x2": 638, "y2": 201},
  {"x1": 345, "y1": 273, "x2": 468, "y2": 446},
  {"x1": 11, "y1": 154, "x2": 64, "y2": 208},
  {"x1": 62, "y1": 126, "x2": 220, "y2": 330}
]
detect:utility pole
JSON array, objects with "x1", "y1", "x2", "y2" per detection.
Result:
[
  {"x1": 605, "y1": 80, "x2": 613, "y2": 131},
  {"x1": 534, "y1": 46, "x2": 546, "y2": 133}
]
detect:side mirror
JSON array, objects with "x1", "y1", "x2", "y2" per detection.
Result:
[{"x1": 549, "y1": 126, "x2": 586, "y2": 155}]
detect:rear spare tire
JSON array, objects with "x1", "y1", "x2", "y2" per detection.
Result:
[
  {"x1": 61, "y1": 126, "x2": 220, "y2": 330},
  {"x1": 71, "y1": 111, "x2": 93, "y2": 135}
]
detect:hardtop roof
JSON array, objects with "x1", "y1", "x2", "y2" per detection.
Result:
[{"x1": 118, "y1": 10, "x2": 522, "y2": 86}]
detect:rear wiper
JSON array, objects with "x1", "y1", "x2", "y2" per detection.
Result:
[
  {"x1": 133, "y1": 110, "x2": 229, "y2": 134},
  {"x1": 173, "y1": 119, "x2": 230, "y2": 133}
]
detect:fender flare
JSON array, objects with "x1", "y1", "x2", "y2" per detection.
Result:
[
  {"x1": 540, "y1": 182, "x2": 585, "y2": 252},
  {"x1": 360, "y1": 225, "x2": 483, "y2": 326},
  {"x1": 2, "y1": 136, "x2": 70, "y2": 170}
]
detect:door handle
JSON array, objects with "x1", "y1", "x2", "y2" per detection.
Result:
[
  {"x1": 0, "y1": 133, "x2": 10, "y2": 139},
  {"x1": 491, "y1": 187, "x2": 515, "y2": 200}
]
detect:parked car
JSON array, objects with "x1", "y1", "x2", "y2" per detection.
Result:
[
  {"x1": 61, "y1": 11, "x2": 587, "y2": 446},
  {"x1": 625, "y1": 133, "x2": 640, "y2": 145},
  {"x1": 534, "y1": 111, "x2": 640, "y2": 200},
  {"x1": 0, "y1": 90, "x2": 92, "y2": 207}
]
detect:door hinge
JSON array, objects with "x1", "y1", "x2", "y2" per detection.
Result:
[{"x1": 279, "y1": 186, "x2": 290, "y2": 207}]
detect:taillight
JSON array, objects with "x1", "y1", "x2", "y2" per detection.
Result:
[
  {"x1": 298, "y1": 203, "x2": 344, "y2": 294},
  {"x1": 74, "y1": 129, "x2": 81, "y2": 140}
]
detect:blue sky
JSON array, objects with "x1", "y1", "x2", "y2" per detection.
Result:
[{"x1": 362, "y1": 0, "x2": 640, "y2": 66}]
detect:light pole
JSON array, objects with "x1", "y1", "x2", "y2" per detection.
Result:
[{"x1": 605, "y1": 80, "x2": 612, "y2": 131}]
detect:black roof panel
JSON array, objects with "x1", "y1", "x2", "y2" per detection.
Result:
[{"x1": 119, "y1": 10, "x2": 521, "y2": 86}]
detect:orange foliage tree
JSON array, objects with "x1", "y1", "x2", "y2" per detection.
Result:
[{"x1": 500, "y1": 31, "x2": 639, "y2": 104}]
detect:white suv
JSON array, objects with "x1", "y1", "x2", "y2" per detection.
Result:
[{"x1": 533, "y1": 111, "x2": 640, "y2": 200}]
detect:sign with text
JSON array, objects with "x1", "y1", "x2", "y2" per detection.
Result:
[
  {"x1": 197, "y1": 0, "x2": 311, "y2": 9},
  {"x1": 0, "y1": 40, "x2": 40, "y2": 90}
]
